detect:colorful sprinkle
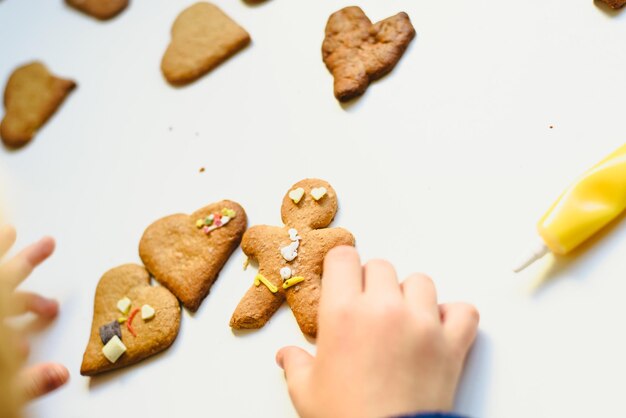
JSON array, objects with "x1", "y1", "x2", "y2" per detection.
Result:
[
  {"x1": 222, "y1": 208, "x2": 236, "y2": 218},
  {"x1": 197, "y1": 209, "x2": 234, "y2": 236},
  {"x1": 117, "y1": 317, "x2": 127, "y2": 324},
  {"x1": 283, "y1": 276, "x2": 305, "y2": 289},
  {"x1": 127, "y1": 307, "x2": 140, "y2": 337},
  {"x1": 116, "y1": 297, "x2": 132, "y2": 315},
  {"x1": 254, "y1": 274, "x2": 278, "y2": 294},
  {"x1": 99, "y1": 320, "x2": 122, "y2": 345}
]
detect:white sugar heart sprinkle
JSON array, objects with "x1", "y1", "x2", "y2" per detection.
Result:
[
  {"x1": 141, "y1": 304, "x2": 156, "y2": 320},
  {"x1": 310, "y1": 187, "x2": 327, "y2": 201},
  {"x1": 288, "y1": 187, "x2": 305, "y2": 204}
]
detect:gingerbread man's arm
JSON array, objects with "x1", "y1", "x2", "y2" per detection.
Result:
[
  {"x1": 305, "y1": 227, "x2": 355, "y2": 260},
  {"x1": 240, "y1": 225, "x2": 268, "y2": 261}
]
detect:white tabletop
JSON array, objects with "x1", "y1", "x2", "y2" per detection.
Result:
[{"x1": 2, "y1": 0, "x2": 626, "y2": 417}]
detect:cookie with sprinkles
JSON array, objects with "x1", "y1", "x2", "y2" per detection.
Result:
[
  {"x1": 139, "y1": 200, "x2": 247, "y2": 311},
  {"x1": 80, "y1": 264, "x2": 181, "y2": 376},
  {"x1": 230, "y1": 179, "x2": 354, "y2": 337}
]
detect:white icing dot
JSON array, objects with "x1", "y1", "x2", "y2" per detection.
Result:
[
  {"x1": 280, "y1": 241, "x2": 299, "y2": 261},
  {"x1": 280, "y1": 267, "x2": 292, "y2": 280},
  {"x1": 288, "y1": 228, "x2": 300, "y2": 241}
]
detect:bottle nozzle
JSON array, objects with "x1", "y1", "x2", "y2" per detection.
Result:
[{"x1": 513, "y1": 239, "x2": 550, "y2": 273}]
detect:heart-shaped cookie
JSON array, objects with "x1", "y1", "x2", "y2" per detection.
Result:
[
  {"x1": 80, "y1": 264, "x2": 181, "y2": 376},
  {"x1": 139, "y1": 200, "x2": 247, "y2": 311},
  {"x1": 1, "y1": 62, "x2": 76, "y2": 148},
  {"x1": 322, "y1": 6, "x2": 415, "y2": 101},
  {"x1": 65, "y1": 0, "x2": 129, "y2": 20},
  {"x1": 161, "y1": 2, "x2": 251, "y2": 85}
]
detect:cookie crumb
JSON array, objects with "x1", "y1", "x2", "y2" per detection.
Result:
[
  {"x1": 549, "y1": 125, "x2": 554, "y2": 129},
  {"x1": 199, "y1": 167, "x2": 205, "y2": 173}
]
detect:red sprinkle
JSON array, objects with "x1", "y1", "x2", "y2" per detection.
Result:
[{"x1": 127, "y1": 307, "x2": 140, "y2": 337}]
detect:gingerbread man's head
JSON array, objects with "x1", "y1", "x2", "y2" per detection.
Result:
[{"x1": 281, "y1": 179, "x2": 338, "y2": 230}]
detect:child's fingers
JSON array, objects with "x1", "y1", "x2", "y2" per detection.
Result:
[
  {"x1": 363, "y1": 259, "x2": 402, "y2": 301},
  {"x1": 320, "y1": 246, "x2": 363, "y2": 313},
  {"x1": 0, "y1": 224, "x2": 17, "y2": 259},
  {"x1": 401, "y1": 273, "x2": 439, "y2": 318},
  {"x1": 8, "y1": 292, "x2": 59, "y2": 319},
  {"x1": 276, "y1": 346, "x2": 314, "y2": 407},
  {"x1": 439, "y1": 302, "x2": 480, "y2": 355},
  {"x1": 17, "y1": 362, "x2": 69, "y2": 401},
  {"x1": 0, "y1": 237, "x2": 55, "y2": 289}
]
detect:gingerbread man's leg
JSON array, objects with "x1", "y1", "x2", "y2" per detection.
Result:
[{"x1": 230, "y1": 280, "x2": 285, "y2": 330}]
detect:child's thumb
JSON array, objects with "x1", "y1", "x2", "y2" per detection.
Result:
[{"x1": 276, "y1": 345, "x2": 313, "y2": 386}]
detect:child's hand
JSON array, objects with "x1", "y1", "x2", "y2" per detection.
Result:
[
  {"x1": 0, "y1": 225, "x2": 69, "y2": 401},
  {"x1": 276, "y1": 246, "x2": 479, "y2": 418}
]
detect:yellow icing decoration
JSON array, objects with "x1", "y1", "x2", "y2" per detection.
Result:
[
  {"x1": 254, "y1": 274, "x2": 278, "y2": 294},
  {"x1": 243, "y1": 257, "x2": 249, "y2": 271},
  {"x1": 283, "y1": 276, "x2": 305, "y2": 289},
  {"x1": 195, "y1": 219, "x2": 204, "y2": 228},
  {"x1": 221, "y1": 208, "x2": 236, "y2": 218}
]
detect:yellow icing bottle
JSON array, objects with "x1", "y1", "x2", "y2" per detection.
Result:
[{"x1": 514, "y1": 143, "x2": 626, "y2": 272}]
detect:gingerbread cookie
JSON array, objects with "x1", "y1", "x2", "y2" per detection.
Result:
[
  {"x1": 600, "y1": 0, "x2": 626, "y2": 8},
  {"x1": 65, "y1": 0, "x2": 129, "y2": 20},
  {"x1": 139, "y1": 200, "x2": 247, "y2": 312},
  {"x1": 230, "y1": 179, "x2": 354, "y2": 337},
  {"x1": 322, "y1": 6, "x2": 415, "y2": 102},
  {"x1": 1, "y1": 62, "x2": 76, "y2": 148},
  {"x1": 80, "y1": 264, "x2": 181, "y2": 376},
  {"x1": 161, "y1": 2, "x2": 251, "y2": 85}
]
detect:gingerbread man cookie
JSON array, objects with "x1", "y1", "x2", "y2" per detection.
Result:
[{"x1": 230, "y1": 179, "x2": 354, "y2": 337}]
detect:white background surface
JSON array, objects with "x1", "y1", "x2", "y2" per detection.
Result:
[{"x1": 1, "y1": 0, "x2": 626, "y2": 417}]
